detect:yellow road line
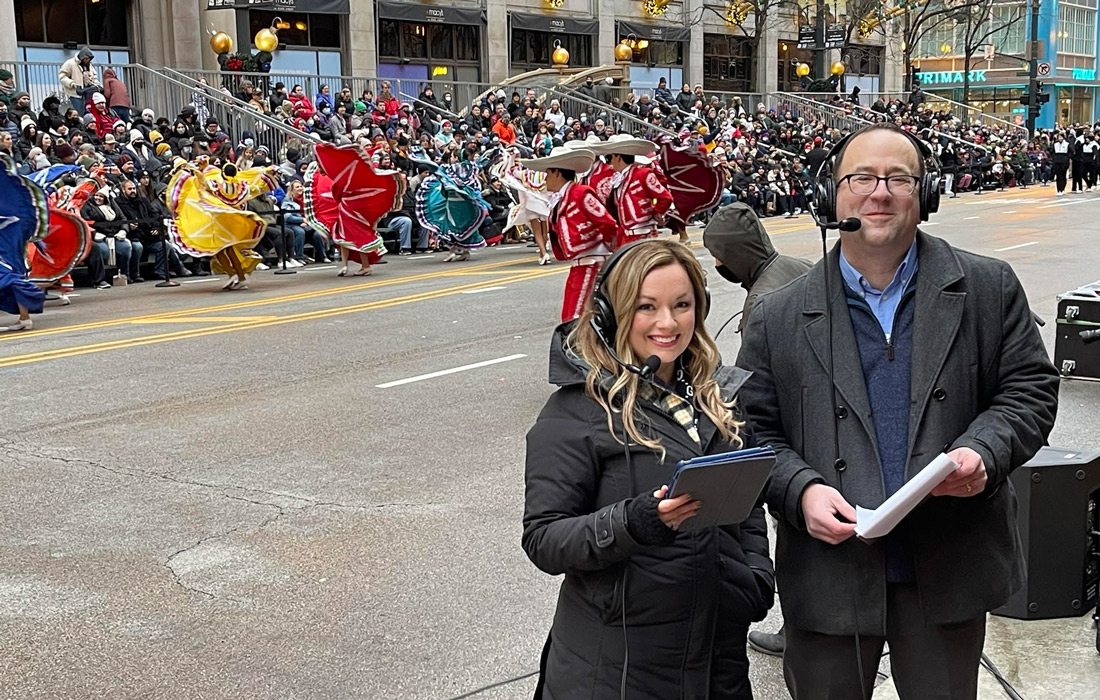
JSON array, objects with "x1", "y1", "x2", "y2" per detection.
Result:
[
  {"x1": 133, "y1": 316, "x2": 280, "y2": 324},
  {"x1": 0, "y1": 268, "x2": 565, "y2": 369},
  {"x1": 0, "y1": 257, "x2": 533, "y2": 343}
]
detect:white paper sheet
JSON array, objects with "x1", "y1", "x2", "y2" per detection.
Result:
[{"x1": 855, "y1": 453, "x2": 959, "y2": 540}]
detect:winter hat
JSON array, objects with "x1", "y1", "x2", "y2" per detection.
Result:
[
  {"x1": 155, "y1": 143, "x2": 171, "y2": 157},
  {"x1": 91, "y1": 92, "x2": 106, "y2": 105},
  {"x1": 141, "y1": 108, "x2": 155, "y2": 120},
  {"x1": 55, "y1": 142, "x2": 75, "y2": 160},
  {"x1": 118, "y1": 154, "x2": 133, "y2": 165},
  {"x1": 0, "y1": 69, "x2": 12, "y2": 82},
  {"x1": 129, "y1": 129, "x2": 144, "y2": 144},
  {"x1": 20, "y1": 115, "x2": 35, "y2": 132},
  {"x1": 206, "y1": 117, "x2": 219, "y2": 127},
  {"x1": 33, "y1": 154, "x2": 50, "y2": 170},
  {"x1": 148, "y1": 130, "x2": 163, "y2": 144}
]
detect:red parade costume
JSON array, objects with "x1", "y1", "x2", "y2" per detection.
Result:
[
  {"x1": 611, "y1": 163, "x2": 674, "y2": 249},
  {"x1": 548, "y1": 180, "x2": 617, "y2": 323},
  {"x1": 581, "y1": 160, "x2": 615, "y2": 207}
]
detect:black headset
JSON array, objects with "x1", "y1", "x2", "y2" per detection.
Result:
[
  {"x1": 813, "y1": 126, "x2": 942, "y2": 223},
  {"x1": 589, "y1": 240, "x2": 711, "y2": 348}
]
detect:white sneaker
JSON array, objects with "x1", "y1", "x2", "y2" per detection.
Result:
[
  {"x1": 0, "y1": 318, "x2": 33, "y2": 332},
  {"x1": 793, "y1": 207, "x2": 802, "y2": 216},
  {"x1": 1057, "y1": 192, "x2": 1065, "y2": 197},
  {"x1": 256, "y1": 263, "x2": 269, "y2": 271}
]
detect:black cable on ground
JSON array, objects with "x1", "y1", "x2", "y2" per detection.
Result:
[
  {"x1": 442, "y1": 669, "x2": 539, "y2": 700},
  {"x1": 980, "y1": 653, "x2": 1026, "y2": 700}
]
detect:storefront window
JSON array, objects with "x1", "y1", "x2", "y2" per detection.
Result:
[
  {"x1": 776, "y1": 41, "x2": 814, "y2": 93},
  {"x1": 401, "y1": 23, "x2": 428, "y2": 59},
  {"x1": 510, "y1": 30, "x2": 593, "y2": 71},
  {"x1": 15, "y1": 0, "x2": 129, "y2": 47},
  {"x1": 430, "y1": 25, "x2": 454, "y2": 60},
  {"x1": 703, "y1": 33, "x2": 754, "y2": 93},
  {"x1": 1058, "y1": 86, "x2": 1093, "y2": 125},
  {"x1": 377, "y1": 16, "x2": 481, "y2": 87},
  {"x1": 250, "y1": 10, "x2": 341, "y2": 49},
  {"x1": 623, "y1": 39, "x2": 683, "y2": 67},
  {"x1": 379, "y1": 19, "x2": 400, "y2": 58}
]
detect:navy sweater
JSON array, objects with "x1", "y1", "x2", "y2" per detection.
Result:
[{"x1": 846, "y1": 285, "x2": 916, "y2": 583}]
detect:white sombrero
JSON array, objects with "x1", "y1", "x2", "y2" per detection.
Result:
[
  {"x1": 518, "y1": 146, "x2": 596, "y2": 173},
  {"x1": 563, "y1": 133, "x2": 604, "y2": 151},
  {"x1": 589, "y1": 133, "x2": 657, "y2": 157}
]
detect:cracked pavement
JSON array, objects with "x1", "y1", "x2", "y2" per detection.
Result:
[{"x1": 2, "y1": 227, "x2": 1099, "y2": 698}]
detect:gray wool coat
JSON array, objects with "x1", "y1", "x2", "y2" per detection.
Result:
[{"x1": 735, "y1": 231, "x2": 1059, "y2": 635}]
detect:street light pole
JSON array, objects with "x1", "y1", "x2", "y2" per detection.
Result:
[
  {"x1": 1027, "y1": 0, "x2": 1041, "y2": 135},
  {"x1": 815, "y1": 0, "x2": 828, "y2": 78}
]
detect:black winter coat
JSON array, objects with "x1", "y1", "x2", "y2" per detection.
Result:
[{"x1": 523, "y1": 325, "x2": 774, "y2": 699}]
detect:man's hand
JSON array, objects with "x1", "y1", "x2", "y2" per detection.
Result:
[
  {"x1": 932, "y1": 447, "x2": 988, "y2": 498},
  {"x1": 800, "y1": 484, "x2": 857, "y2": 545}
]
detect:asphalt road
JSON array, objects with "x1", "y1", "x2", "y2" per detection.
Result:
[{"x1": 2, "y1": 184, "x2": 1099, "y2": 699}]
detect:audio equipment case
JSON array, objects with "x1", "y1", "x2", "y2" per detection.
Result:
[{"x1": 1055, "y1": 283, "x2": 1100, "y2": 381}]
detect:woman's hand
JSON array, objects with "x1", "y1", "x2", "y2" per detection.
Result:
[{"x1": 653, "y1": 485, "x2": 701, "y2": 531}]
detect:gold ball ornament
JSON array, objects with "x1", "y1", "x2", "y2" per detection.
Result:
[
  {"x1": 831, "y1": 61, "x2": 846, "y2": 76},
  {"x1": 209, "y1": 31, "x2": 233, "y2": 55},
  {"x1": 614, "y1": 42, "x2": 634, "y2": 62},
  {"x1": 254, "y1": 28, "x2": 279, "y2": 54},
  {"x1": 552, "y1": 46, "x2": 570, "y2": 66},
  {"x1": 795, "y1": 63, "x2": 811, "y2": 77}
]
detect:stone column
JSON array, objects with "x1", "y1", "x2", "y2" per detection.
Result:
[
  {"x1": 348, "y1": 0, "x2": 377, "y2": 79},
  {"x1": 486, "y1": 0, "x2": 509, "y2": 84},
  {"x1": 758, "y1": 15, "x2": 780, "y2": 97},
  {"x1": 0, "y1": 0, "x2": 18, "y2": 63},
  {"x1": 597, "y1": 0, "x2": 616, "y2": 68},
  {"x1": 686, "y1": 0, "x2": 704, "y2": 87}
]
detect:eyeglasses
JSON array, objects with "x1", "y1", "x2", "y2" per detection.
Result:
[{"x1": 839, "y1": 173, "x2": 920, "y2": 196}]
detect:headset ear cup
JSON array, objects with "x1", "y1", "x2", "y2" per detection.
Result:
[
  {"x1": 591, "y1": 293, "x2": 618, "y2": 345},
  {"x1": 815, "y1": 177, "x2": 836, "y2": 223},
  {"x1": 922, "y1": 172, "x2": 940, "y2": 220},
  {"x1": 703, "y1": 286, "x2": 711, "y2": 319}
]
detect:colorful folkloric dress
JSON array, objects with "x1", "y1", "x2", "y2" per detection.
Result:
[
  {"x1": 165, "y1": 160, "x2": 278, "y2": 277},
  {"x1": 25, "y1": 165, "x2": 94, "y2": 294},
  {"x1": 0, "y1": 155, "x2": 48, "y2": 316},
  {"x1": 414, "y1": 156, "x2": 490, "y2": 256},
  {"x1": 304, "y1": 143, "x2": 404, "y2": 264},
  {"x1": 496, "y1": 149, "x2": 552, "y2": 234}
]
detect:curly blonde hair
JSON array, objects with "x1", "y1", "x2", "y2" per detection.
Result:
[{"x1": 566, "y1": 239, "x2": 743, "y2": 458}]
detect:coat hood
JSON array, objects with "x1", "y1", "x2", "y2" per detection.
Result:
[
  {"x1": 702, "y1": 202, "x2": 776, "y2": 287},
  {"x1": 103, "y1": 68, "x2": 116, "y2": 79},
  {"x1": 77, "y1": 47, "x2": 94, "y2": 61}
]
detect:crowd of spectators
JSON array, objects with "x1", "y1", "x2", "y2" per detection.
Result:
[{"x1": 2, "y1": 47, "x2": 1100, "y2": 288}]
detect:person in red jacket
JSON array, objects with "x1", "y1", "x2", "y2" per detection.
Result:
[
  {"x1": 593, "y1": 134, "x2": 674, "y2": 249},
  {"x1": 565, "y1": 134, "x2": 615, "y2": 205},
  {"x1": 521, "y1": 146, "x2": 617, "y2": 322}
]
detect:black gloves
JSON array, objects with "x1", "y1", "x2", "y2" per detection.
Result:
[{"x1": 625, "y1": 492, "x2": 677, "y2": 546}]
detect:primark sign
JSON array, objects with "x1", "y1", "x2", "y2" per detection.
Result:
[{"x1": 919, "y1": 70, "x2": 988, "y2": 85}]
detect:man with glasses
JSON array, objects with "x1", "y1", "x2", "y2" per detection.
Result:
[{"x1": 736, "y1": 124, "x2": 1058, "y2": 699}]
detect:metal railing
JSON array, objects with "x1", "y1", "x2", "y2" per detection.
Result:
[
  {"x1": 857, "y1": 90, "x2": 1030, "y2": 140},
  {"x1": 767, "y1": 92, "x2": 876, "y2": 134},
  {"x1": 127, "y1": 65, "x2": 315, "y2": 160}
]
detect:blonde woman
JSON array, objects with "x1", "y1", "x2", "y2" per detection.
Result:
[{"x1": 523, "y1": 239, "x2": 773, "y2": 699}]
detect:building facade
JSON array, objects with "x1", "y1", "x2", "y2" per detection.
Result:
[
  {"x1": 913, "y1": 0, "x2": 1099, "y2": 129},
  {"x1": 5, "y1": 0, "x2": 907, "y2": 102}
]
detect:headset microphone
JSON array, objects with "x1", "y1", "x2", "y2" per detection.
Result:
[{"x1": 639, "y1": 355, "x2": 661, "y2": 379}]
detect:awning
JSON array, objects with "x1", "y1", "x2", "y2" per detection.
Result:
[
  {"x1": 509, "y1": 12, "x2": 599, "y2": 36},
  {"x1": 206, "y1": 0, "x2": 351, "y2": 12},
  {"x1": 616, "y1": 19, "x2": 689, "y2": 43},
  {"x1": 377, "y1": 1, "x2": 484, "y2": 25}
]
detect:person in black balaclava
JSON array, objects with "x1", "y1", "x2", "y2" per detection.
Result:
[{"x1": 702, "y1": 201, "x2": 812, "y2": 334}]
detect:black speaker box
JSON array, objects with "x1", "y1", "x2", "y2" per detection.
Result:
[{"x1": 994, "y1": 447, "x2": 1100, "y2": 620}]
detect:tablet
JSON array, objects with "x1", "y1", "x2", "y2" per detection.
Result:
[{"x1": 667, "y1": 447, "x2": 775, "y2": 531}]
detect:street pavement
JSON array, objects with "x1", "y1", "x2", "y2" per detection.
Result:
[{"x1": 2, "y1": 183, "x2": 1099, "y2": 699}]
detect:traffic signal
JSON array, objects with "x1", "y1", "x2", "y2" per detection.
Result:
[
  {"x1": 910, "y1": 66, "x2": 922, "y2": 87},
  {"x1": 1037, "y1": 81, "x2": 1051, "y2": 104}
]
